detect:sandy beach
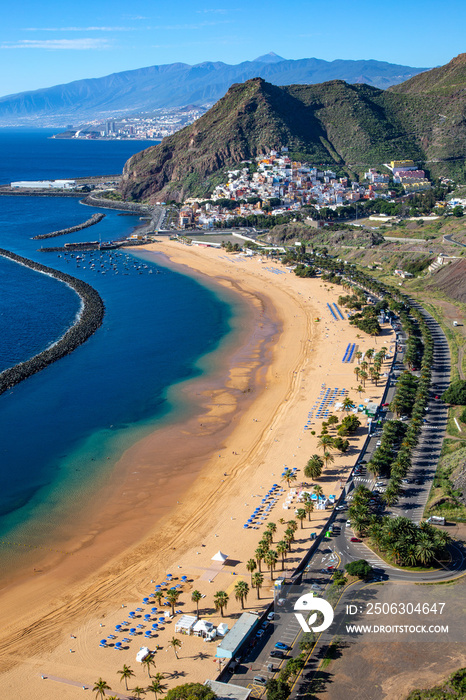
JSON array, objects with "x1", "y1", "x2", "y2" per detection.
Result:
[{"x1": 0, "y1": 241, "x2": 394, "y2": 699}]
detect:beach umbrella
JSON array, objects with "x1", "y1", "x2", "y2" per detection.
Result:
[
  {"x1": 129, "y1": 628, "x2": 136, "y2": 635},
  {"x1": 115, "y1": 642, "x2": 122, "y2": 650},
  {"x1": 143, "y1": 597, "x2": 149, "y2": 603},
  {"x1": 158, "y1": 617, "x2": 165, "y2": 623},
  {"x1": 128, "y1": 611, "x2": 136, "y2": 618},
  {"x1": 166, "y1": 573, "x2": 173, "y2": 579},
  {"x1": 144, "y1": 614, "x2": 151, "y2": 621},
  {"x1": 115, "y1": 625, "x2": 122, "y2": 631},
  {"x1": 243, "y1": 524, "x2": 248, "y2": 528},
  {"x1": 100, "y1": 639, "x2": 107, "y2": 645},
  {"x1": 181, "y1": 575, "x2": 188, "y2": 581},
  {"x1": 152, "y1": 623, "x2": 158, "y2": 630},
  {"x1": 155, "y1": 584, "x2": 162, "y2": 590},
  {"x1": 151, "y1": 607, "x2": 158, "y2": 613},
  {"x1": 145, "y1": 630, "x2": 152, "y2": 638}
]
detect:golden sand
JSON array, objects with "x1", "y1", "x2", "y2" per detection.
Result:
[{"x1": 0, "y1": 241, "x2": 394, "y2": 699}]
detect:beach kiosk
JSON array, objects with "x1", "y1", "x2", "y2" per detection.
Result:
[{"x1": 215, "y1": 612, "x2": 259, "y2": 659}]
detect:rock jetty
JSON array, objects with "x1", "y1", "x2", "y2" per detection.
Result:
[
  {"x1": 32, "y1": 212, "x2": 105, "y2": 240},
  {"x1": 0, "y1": 249, "x2": 105, "y2": 396}
]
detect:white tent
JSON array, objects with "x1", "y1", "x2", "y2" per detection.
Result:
[
  {"x1": 211, "y1": 551, "x2": 228, "y2": 562},
  {"x1": 175, "y1": 615, "x2": 197, "y2": 635},
  {"x1": 193, "y1": 619, "x2": 214, "y2": 637},
  {"x1": 136, "y1": 647, "x2": 151, "y2": 662}
]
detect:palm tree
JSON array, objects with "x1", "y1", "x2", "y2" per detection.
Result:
[
  {"x1": 147, "y1": 676, "x2": 167, "y2": 700},
  {"x1": 356, "y1": 384, "x2": 365, "y2": 398},
  {"x1": 359, "y1": 370, "x2": 368, "y2": 387},
  {"x1": 154, "y1": 590, "x2": 164, "y2": 607},
  {"x1": 266, "y1": 522, "x2": 277, "y2": 541},
  {"x1": 281, "y1": 469, "x2": 297, "y2": 488},
  {"x1": 296, "y1": 508, "x2": 306, "y2": 529},
  {"x1": 191, "y1": 589, "x2": 202, "y2": 617},
  {"x1": 303, "y1": 496, "x2": 314, "y2": 522},
  {"x1": 342, "y1": 397, "x2": 355, "y2": 413},
  {"x1": 213, "y1": 591, "x2": 229, "y2": 617},
  {"x1": 118, "y1": 664, "x2": 135, "y2": 691},
  {"x1": 246, "y1": 559, "x2": 257, "y2": 584},
  {"x1": 313, "y1": 484, "x2": 324, "y2": 498},
  {"x1": 355, "y1": 350, "x2": 363, "y2": 364},
  {"x1": 317, "y1": 434, "x2": 334, "y2": 454},
  {"x1": 252, "y1": 572, "x2": 264, "y2": 599},
  {"x1": 141, "y1": 653, "x2": 156, "y2": 678},
  {"x1": 304, "y1": 454, "x2": 323, "y2": 480},
  {"x1": 287, "y1": 519, "x2": 298, "y2": 532},
  {"x1": 354, "y1": 366, "x2": 360, "y2": 381},
  {"x1": 168, "y1": 636, "x2": 182, "y2": 659},
  {"x1": 132, "y1": 687, "x2": 146, "y2": 699},
  {"x1": 264, "y1": 549, "x2": 278, "y2": 580},
  {"x1": 276, "y1": 540, "x2": 288, "y2": 570},
  {"x1": 234, "y1": 580, "x2": 250, "y2": 609},
  {"x1": 262, "y1": 529, "x2": 273, "y2": 547},
  {"x1": 93, "y1": 678, "x2": 111, "y2": 700},
  {"x1": 365, "y1": 348, "x2": 374, "y2": 365},
  {"x1": 323, "y1": 450, "x2": 334, "y2": 469},
  {"x1": 165, "y1": 589, "x2": 181, "y2": 616},
  {"x1": 255, "y1": 546, "x2": 266, "y2": 572}
]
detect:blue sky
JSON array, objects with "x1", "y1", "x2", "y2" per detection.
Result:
[{"x1": 1, "y1": 0, "x2": 465, "y2": 97}]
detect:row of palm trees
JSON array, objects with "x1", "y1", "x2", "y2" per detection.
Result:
[
  {"x1": 93, "y1": 658, "x2": 169, "y2": 699},
  {"x1": 285, "y1": 251, "x2": 437, "y2": 507},
  {"x1": 348, "y1": 484, "x2": 450, "y2": 567}
]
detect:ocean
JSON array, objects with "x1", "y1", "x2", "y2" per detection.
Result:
[{"x1": 0, "y1": 129, "x2": 236, "y2": 566}]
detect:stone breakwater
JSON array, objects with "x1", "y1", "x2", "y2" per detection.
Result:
[
  {"x1": 32, "y1": 213, "x2": 105, "y2": 240},
  {"x1": 0, "y1": 249, "x2": 105, "y2": 396},
  {"x1": 81, "y1": 194, "x2": 152, "y2": 214}
]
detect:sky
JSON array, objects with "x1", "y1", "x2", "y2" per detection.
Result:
[{"x1": 1, "y1": 0, "x2": 465, "y2": 97}]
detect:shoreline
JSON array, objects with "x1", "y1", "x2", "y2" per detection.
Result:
[
  {"x1": 0, "y1": 249, "x2": 104, "y2": 396},
  {"x1": 0, "y1": 241, "x2": 393, "y2": 698}
]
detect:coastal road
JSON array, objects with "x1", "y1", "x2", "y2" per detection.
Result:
[{"x1": 225, "y1": 301, "x2": 459, "y2": 695}]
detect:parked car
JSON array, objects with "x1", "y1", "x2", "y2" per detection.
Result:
[
  {"x1": 256, "y1": 629, "x2": 265, "y2": 639},
  {"x1": 267, "y1": 611, "x2": 275, "y2": 621},
  {"x1": 350, "y1": 537, "x2": 362, "y2": 543},
  {"x1": 270, "y1": 649, "x2": 284, "y2": 658},
  {"x1": 275, "y1": 642, "x2": 290, "y2": 651},
  {"x1": 253, "y1": 676, "x2": 267, "y2": 686}
]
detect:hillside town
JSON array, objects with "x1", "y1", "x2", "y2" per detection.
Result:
[{"x1": 179, "y1": 153, "x2": 433, "y2": 229}]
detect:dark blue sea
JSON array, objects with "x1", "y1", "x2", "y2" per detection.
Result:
[{"x1": 0, "y1": 129, "x2": 235, "y2": 563}]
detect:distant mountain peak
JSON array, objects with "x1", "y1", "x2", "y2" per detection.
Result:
[{"x1": 253, "y1": 52, "x2": 286, "y2": 64}]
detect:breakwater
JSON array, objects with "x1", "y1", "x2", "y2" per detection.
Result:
[
  {"x1": 32, "y1": 213, "x2": 105, "y2": 240},
  {"x1": 0, "y1": 249, "x2": 105, "y2": 396},
  {"x1": 81, "y1": 194, "x2": 152, "y2": 214}
]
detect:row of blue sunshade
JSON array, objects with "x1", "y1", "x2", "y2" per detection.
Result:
[
  {"x1": 243, "y1": 480, "x2": 288, "y2": 529},
  {"x1": 305, "y1": 384, "x2": 349, "y2": 425},
  {"x1": 327, "y1": 302, "x2": 345, "y2": 320},
  {"x1": 342, "y1": 343, "x2": 356, "y2": 363}
]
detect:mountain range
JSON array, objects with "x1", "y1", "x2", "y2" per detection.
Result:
[
  {"x1": 120, "y1": 54, "x2": 466, "y2": 203},
  {"x1": 0, "y1": 53, "x2": 428, "y2": 126}
]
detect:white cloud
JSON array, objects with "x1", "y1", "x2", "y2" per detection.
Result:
[{"x1": 0, "y1": 39, "x2": 111, "y2": 50}]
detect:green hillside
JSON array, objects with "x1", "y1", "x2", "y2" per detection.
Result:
[{"x1": 121, "y1": 54, "x2": 466, "y2": 203}]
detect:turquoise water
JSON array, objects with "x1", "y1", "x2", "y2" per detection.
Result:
[{"x1": 0, "y1": 130, "x2": 237, "y2": 559}]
